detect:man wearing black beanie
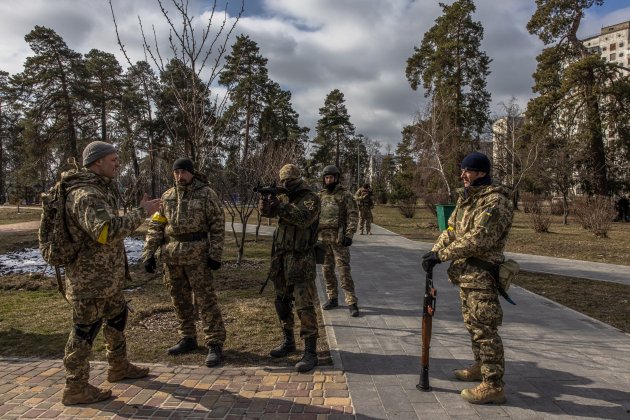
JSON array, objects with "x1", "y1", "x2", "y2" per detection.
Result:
[
  {"x1": 142, "y1": 158, "x2": 227, "y2": 367},
  {"x1": 422, "y1": 151, "x2": 514, "y2": 405}
]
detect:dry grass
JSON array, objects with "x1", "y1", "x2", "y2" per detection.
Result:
[
  {"x1": 0, "y1": 207, "x2": 42, "y2": 225},
  {"x1": 0, "y1": 230, "x2": 331, "y2": 367}
]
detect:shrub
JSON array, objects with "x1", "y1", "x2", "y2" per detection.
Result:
[
  {"x1": 571, "y1": 195, "x2": 616, "y2": 238},
  {"x1": 422, "y1": 191, "x2": 451, "y2": 217},
  {"x1": 522, "y1": 193, "x2": 551, "y2": 233},
  {"x1": 397, "y1": 198, "x2": 417, "y2": 218}
]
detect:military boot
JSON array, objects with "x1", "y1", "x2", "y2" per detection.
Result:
[
  {"x1": 461, "y1": 383, "x2": 506, "y2": 404},
  {"x1": 167, "y1": 337, "x2": 198, "y2": 355},
  {"x1": 270, "y1": 329, "x2": 296, "y2": 358},
  {"x1": 107, "y1": 360, "x2": 149, "y2": 382},
  {"x1": 62, "y1": 383, "x2": 112, "y2": 406},
  {"x1": 295, "y1": 337, "x2": 318, "y2": 372},
  {"x1": 205, "y1": 344, "x2": 223, "y2": 367},
  {"x1": 349, "y1": 304, "x2": 360, "y2": 317},
  {"x1": 453, "y1": 363, "x2": 482, "y2": 381},
  {"x1": 322, "y1": 298, "x2": 338, "y2": 310}
]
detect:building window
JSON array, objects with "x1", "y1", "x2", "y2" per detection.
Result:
[
  {"x1": 603, "y1": 46, "x2": 607, "y2": 51},
  {"x1": 610, "y1": 53, "x2": 616, "y2": 61},
  {"x1": 620, "y1": 52, "x2": 624, "y2": 58},
  {"x1": 610, "y1": 43, "x2": 616, "y2": 51},
  {"x1": 620, "y1": 42, "x2": 624, "y2": 47}
]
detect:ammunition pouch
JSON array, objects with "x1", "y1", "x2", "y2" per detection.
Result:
[
  {"x1": 165, "y1": 231, "x2": 207, "y2": 243},
  {"x1": 466, "y1": 256, "x2": 518, "y2": 305}
]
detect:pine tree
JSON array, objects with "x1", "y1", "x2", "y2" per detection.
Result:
[
  {"x1": 219, "y1": 35, "x2": 269, "y2": 163},
  {"x1": 314, "y1": 89, "x2": 355, "y2": 171},
  {"x1": 527, "y1": 0, "x2": 630, "y2": 195},
  {"x1": 405, "y1": 0, "x2": 491, "y2": 146}
]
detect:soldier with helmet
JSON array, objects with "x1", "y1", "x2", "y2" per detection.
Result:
[
  {"x1": 258, "y1": 163, "x2": 322, "y2": 372},
  {"x1": 318, "y1": 165, "x2": 360, "y2": 317},
  {"x1": 354, "y1": 183, "x2": 374, "y2": 235}
]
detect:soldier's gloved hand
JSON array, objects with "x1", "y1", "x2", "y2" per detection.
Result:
[
  {"x1": 341, "y1": 236, "x2": 353, "y2": 247},
  {"x1": 207, "y1": 258, "x2": 222, "y2": 271},
  {"x1": 267, "y1": 195, "x2": 280, "y2": 211},
  {"x1": 422, "y1": 251, "x2": 441, "y2": 272},
  {"x1": 144, "y1": 256, "x2": 157, "y2": 273}
]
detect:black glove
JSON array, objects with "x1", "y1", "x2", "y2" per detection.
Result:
[
  {"x1": 341, "y1": 236, "x2": 353, "y2": 247},
  {"x1": 207, "y1": 258, "x2": 222, "y2": 270},
  {"x1": 144, "y1": 256, "x2": 157, "y2": 273},
  {"x1": 422, "y1": 251, "x2": 441, "y2": 272}
]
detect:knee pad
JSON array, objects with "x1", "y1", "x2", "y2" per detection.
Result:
[
  {"x1": 74, "y1": 320, "x2": 103, "y2": 346},
  {"x1": 105, "y1": 306, "x2": 128, "y2": 332},
  {"x1": 274, "y1": 296, "x2": 293, "y2": 321}
]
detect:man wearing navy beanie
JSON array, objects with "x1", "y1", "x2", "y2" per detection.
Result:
[
  {"x1": 142, "y1": 157, "x2": 227, "y2": 367},
  {"x1": 422, "y1": 151, "x2": 515, "y2": 405}
]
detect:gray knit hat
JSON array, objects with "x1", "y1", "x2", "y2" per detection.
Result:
[{"x1": 82, "y1": 141, "x2": 117, "y2": 166}]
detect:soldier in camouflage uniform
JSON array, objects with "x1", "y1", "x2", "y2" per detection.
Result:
[
  {"x1": 258, "y1": 164, "x2": 321, "y2": 372},
  {"x1": 142, "y1": 158, "x2": 226, "y2": 367},
  {"x1": 318, "y1": 165, "x2": 360, "y2": 317},
  {"x1": 61, "y1": 141, "x2": 161, "y2": 405},
  {"x1": 354, "y1": 183, "x2": 374, "y2": 235},
  {"x1": 422, "y1": 152, "x2": 513, "y2": 405}
]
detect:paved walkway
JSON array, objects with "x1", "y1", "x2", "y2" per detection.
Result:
[{"x1": 0, "y1": 223, "x2": 629, "y2": 418}]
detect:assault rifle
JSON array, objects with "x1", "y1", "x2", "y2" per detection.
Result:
[
  {"x1": 417, "y1": 265, "x2": 436, "y2": 392},
  {"x1": 253, "y1": 183, "x2": 288, "y2": 197}
]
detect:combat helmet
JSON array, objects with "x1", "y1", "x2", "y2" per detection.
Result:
[
  {"x1": 279, "y1": 164, "x2": 301, "y2": 182},
  {"x1": 322, "y1": 165, "x2": 340, "y2": 188}
]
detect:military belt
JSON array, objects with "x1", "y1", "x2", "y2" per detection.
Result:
[
  {"x1": 165, "y1": 231, "x2": 207, "y2": 243},
  {"x1": 466, "y1": 256, "x2": 515, "y2": 305}
]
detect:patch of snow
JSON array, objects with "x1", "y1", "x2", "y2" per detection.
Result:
[{"x1": 0, "y1": 238, "x2": 146, "y2": 276}]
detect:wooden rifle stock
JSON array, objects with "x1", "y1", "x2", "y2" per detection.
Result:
[{"x1": 417, "y1": 266, "x2": 436, "y2": 391}]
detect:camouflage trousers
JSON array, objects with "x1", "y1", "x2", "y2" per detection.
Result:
[
  {"x1": 64, "y1": 293, "x2": 128, "y2": 386},
  {"x1": 322, "y1": 243, "x2": 357, "y2": 305},
  {"x1": 164, "y1": 263, "x2": 226, "y2": 346},
  {"x1": 358, "y1": 208, "x2": 373, "y2": 234},
  {"x1": 271, "y1": 249, "x2": 319, "y2": 339},
  {"x1": 460, "y1": 287, "x2": 504, "y2": 387}
]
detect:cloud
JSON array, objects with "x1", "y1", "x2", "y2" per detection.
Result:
[{"x1": 0, "y1": 0, "x2": 627, "y2": 150}]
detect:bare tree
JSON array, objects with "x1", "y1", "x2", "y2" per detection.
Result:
[{"x1": 110, "y1": 0, "x2": 243, "y2": 168}]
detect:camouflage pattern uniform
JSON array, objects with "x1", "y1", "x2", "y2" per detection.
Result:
[
  {"x1": 431, "y1": 184, "x2": 514, "y2": 388},
  {"x1": 63, "y1": 169, "x2": 148, "y2": 388},
  {"x1": 262, "y1": 182, "x2": 321, "y2": 339},
  {"x1": 354, "y1": 187, "x2": 374, "y2": 234},
  {"x1": 143, "y1": 175, "x2": 226, "y2": 347},
  {"x1": 318, "y1": 185, "x2": 359, "y2": 305}
]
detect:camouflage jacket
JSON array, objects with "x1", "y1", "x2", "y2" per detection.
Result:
[
  {"x1": 143, "y1": 176, "x2": 224, "y2": 265},
  {"x1": 318, "y1": 185, "x2": 358, "y2": 244},
  {"x1": 432, "y1": 184, "x2": 514, "y2": 289},
  {"x1": 266, "y1": 185, "x2": 321, "y2": 254},
  {"x1": 64, "y1": 169, "x2": 147, "y2": 300},
  {"x1": 354, "y1": 187, "x2": 374, "y2": 209}
]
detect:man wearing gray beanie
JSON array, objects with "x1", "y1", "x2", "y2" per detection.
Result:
[
  {"x1": 59, "y1": 141, "x2": 161, "y2": 405},
  {"x1": 82, "y1": 141, "x2": 118, "y2": 167}
]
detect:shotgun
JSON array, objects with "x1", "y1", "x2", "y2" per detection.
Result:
[{"x1": 417, "y1": 266, "x2": 436, "y2": 391}]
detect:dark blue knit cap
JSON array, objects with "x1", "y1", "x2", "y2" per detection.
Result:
[
  {"x1": 172, "y1": 158, "x2": 194, "y2": 173},
  {"x1": 460, "y1": 152, "x2": 491, "y2": 173}
]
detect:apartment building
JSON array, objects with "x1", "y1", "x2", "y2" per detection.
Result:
[{"x1": 582, "y1": 20, "x2": 630, "y2": 73}]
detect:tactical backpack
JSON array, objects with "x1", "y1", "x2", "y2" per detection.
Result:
[{"x1": 38, "y1": 172, "x2": 84, "y2": 267}]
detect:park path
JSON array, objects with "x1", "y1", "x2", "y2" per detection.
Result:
[{"x1": 0, "y1": 222, "x2": 628, "y2": 418}]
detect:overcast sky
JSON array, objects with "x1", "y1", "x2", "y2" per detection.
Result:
[{"x1": 1, "y1": 0, "x2": 629, "y2": 150}]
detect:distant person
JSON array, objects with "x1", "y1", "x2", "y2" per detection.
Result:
[
  {"x1": 354, "y1": 183, "x2": 374, "y2": 235},
  {"x1": 616, "y1": 195, "x2": 629, "y2": 222},
  {"x1": 61, "y1": 141, "x2": 161, "y2": 405},
  {"x1": 422, "y1": 151, "x2": 514, "y2": 405},
  {"x1": 258, "y1": 164, "x2": 321, "y2": 372},
  {"x1": 318, "y1": 165, "x2": 360, "y2": 317},
  {"x1": 142, "y1": 158, "x2": 227, "y2": 367}
]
